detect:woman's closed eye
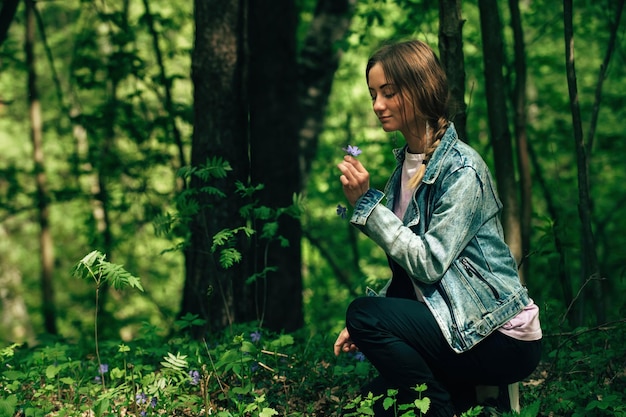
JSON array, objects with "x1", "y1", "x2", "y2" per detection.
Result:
[{"x1": 370, "y1": 92, "x2": 397, "y2": 102}]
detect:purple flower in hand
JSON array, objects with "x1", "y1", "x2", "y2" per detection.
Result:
[
  {"x1": 342, "y1": 145, "x2": 362, "y2": 157},
  {"x1": 336, "y1": 204, "x2": 348, "y2": 219}
]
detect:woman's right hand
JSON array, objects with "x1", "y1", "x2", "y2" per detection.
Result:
[
  {"x1": 337, "y1": 155, "x2": 370, "y2": 206},
  {"x1": 333, "y1": 327, "x2": 358, "y2": 356}
]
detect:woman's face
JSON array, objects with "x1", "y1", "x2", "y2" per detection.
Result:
[{"x1": 367, "y1": 63, "x2": 417, "y2": 136}]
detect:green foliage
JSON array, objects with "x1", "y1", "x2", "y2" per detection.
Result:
[
  {"x1": 524, "y1": 320, "x2": 626, "y2": 417},
  {"x1": 72, "y1": 250, "x2": 144, "y2": 292},
  {"x1": 157, "y1": 158, "x2": 304, "y2": 274},
  {"x1": 0, "y1": 321, "x2": 369, "y2": 415},
  {"x1": 342, "y1": 384, "x2": 487, "y2": 417},
  {"x1": 1, "y1": 0, "x2": 625, "y2": 415}
]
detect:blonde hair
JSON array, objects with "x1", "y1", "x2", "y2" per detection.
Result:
[{"x1": 366, "y1": 40, "x2": 450, "y2": 187}]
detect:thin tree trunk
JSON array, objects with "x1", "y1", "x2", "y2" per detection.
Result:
[
  {"x1": 438, "y1": 0, "x2": 467, "y2": 143},
  {"x1": 478, "y1": 0, "x2": 522, "y2": 262},
  {"x1": 248, "y1": 0, "x2": 302, "y2": 332},
  {"x1": 142, "y1": 0, "x2": 187, "y2": 192},
  {"x1": 584, "y1": 0, "x2": 623, "y2": 323},
  {"x1": 0, "y1": 225, "x2": 36, "y2": 345},
  {"x1": 508, "y1": 0, "x2": 531, "y2": 285},
  {"x1": 298, "y1": 0, "x2": 356, "y2": 190},
  {"x1": 527, "y1": 142, "x2": 573, "y2": 323},
  {"x1": 0, "y1": 0, "x2": 19, "y2": 46},
  {"x1": 91, "y1": 1, "x2": 130, "y2": 329},
  {"x1": 182, "y1": 0, "x2": 248, "y2": 336},
  {"x1": 563, "y1": 0, "x2": 604, "y2": 325},
  {"x1": 586, "y1": 0, "x2": 624, "y2": 155},
  {"x1": 25, "y1": 0, "x2": 56, "y2": 335}
]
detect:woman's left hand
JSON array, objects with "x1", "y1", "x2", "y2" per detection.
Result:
[
  {"x1": 333, "y1": 327, "x2": 358, "y2": 356},
  {"x1": 337, "y1": 155, "x2": 370, "y2": 206}
]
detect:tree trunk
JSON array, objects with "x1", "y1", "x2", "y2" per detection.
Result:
[
  {"x1": 25, "y1": 0, "x2": 56, "y2": 335},
  {"x1": 563, "y1": 0, "x2": 604, "y2": 325},
  {"x1": 0, "y1": 225, "x2": 36, "y2": 345},
  {"x1": 142, "y1": 0, "x2": 187, "y2": 192},
  {"x1": 508, "y1": 0, "x2": 531, "y2": 285},
  {"x1": 528, "y1": 142, "x2": 573, "y2": 324},
  {"x1": 0, "y1": 0, "x2": 19, "y2": 46},
  {"x1": 478, "y1": 0, "x2": 522, "y2": 263},
  {"x1": 182, "y1": 0, "x2": 249, "y2": 336},
  {"x1": 248, "y1": 0, "x2": 303, "y2": 332},
  {"x1": 297, "y1": 0, "x2": 356, "y2": 189},
  {"x1": 438, "y1": 0, "x2": 467, "y2": 143}
]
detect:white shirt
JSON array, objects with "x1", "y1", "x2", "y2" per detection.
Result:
[{"x1": 394, "y1": 150, "x2": 424, "y2": 222}]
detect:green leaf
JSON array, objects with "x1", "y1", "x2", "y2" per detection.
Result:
[
  {"x1": 71, "y1": 250, "x2": 106, "y2": 281},
  {"x1": 60, "y1": 377, "x2": 75, "y2": 385},
  {"x1": 45, "y1": 364, "x2": 61, "y2": 379},
  {"x1": 219, "y1": 248, "x2": 242, "y2": 268},
  {"x1": 254, "y1": 206, "x2": 274, "y2": 220},
  {"x1": 0, "y1": 395, "x2": 18, "y2": 417},
  {"x1": 211, "y1": 229, "x2": 234, "y2": 251},
  {"x1": 413, "y1": 397, "x2": 430, "y2": 413},
  {"x1": 1, "y1": 370, "x2": 23, "y2": 380},
  {"x1": 260, "y1": 221, "x2": 279, "y2": 239},
  {"x1": 160, "y1": 352, "x2": 188, "y2": 370},
  {"x1": 259, "y1": 408, "x2": 279, "y2": 417},
  {"x1": 383, "y1": 397, "x2": 395, "y2": 410}
]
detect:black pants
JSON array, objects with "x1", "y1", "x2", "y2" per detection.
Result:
[{"x1": 345, "y1": 296, "x2": 541, "y2": 417}]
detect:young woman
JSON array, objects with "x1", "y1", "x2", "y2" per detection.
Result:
[{"x1": 334, "y1": 40, "x2": 542, "y2": 417}]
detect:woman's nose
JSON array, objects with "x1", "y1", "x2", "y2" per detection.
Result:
[{"x1": 372, "y1": 97, "x2": 385, "y2": 112}]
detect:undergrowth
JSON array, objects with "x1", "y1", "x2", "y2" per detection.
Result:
[{"x1": 1, "y1": 250, "x2": 624, "y2": 416}]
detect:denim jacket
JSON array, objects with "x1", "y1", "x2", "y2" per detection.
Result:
[{"x1": 350, "y1": 123, "x2": 530, "y2": 353}]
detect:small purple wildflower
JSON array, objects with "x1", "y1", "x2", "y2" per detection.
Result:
[
  {"x1": 136, "y1": 392, "x2": 147, "y2": 405},
  {"x1": 140, "y1": 412, "x2": 147, "y2": 417},
  {"x1": 250, "y1": 330, "x2": 261, "y2": 343},
  {"x1": 336, "y1": 204, "x2": 348, "y2": 219},
  {"x1": 353, "y1": 351, "x2": 366, "y2": 362},
  {"x1": 94, "y1": 375, "x2": 101, "y2": 383},
  {"x1": 189, "y1": 369, "x2": 201, "y2": 386},
  {"x1": 99, "y1": 363, "x2": 108, "y2": 374},
  {"x1": 343, "y1": 145, "x2": 362, "y2": 157},
  {"x1": 150, "y1": 396, "x2": 158, "y2": 408}
]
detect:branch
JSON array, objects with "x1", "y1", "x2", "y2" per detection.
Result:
[{"x1": 586, "y1": 0, "x2": 625, "y2": 154}]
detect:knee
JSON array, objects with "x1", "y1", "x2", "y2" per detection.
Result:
[{"x1": 346, "y1": 297, "x2": 376, "y2": 334}]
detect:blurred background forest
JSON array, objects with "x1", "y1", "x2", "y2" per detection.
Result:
[{"x1": 0, "y1": 0, "x2": 624, "y2": 362}]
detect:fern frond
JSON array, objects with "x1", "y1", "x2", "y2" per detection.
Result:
[
  {"x1": 211, "y1": 229, "x2": 234, "y2": 251},
  {"x1": 246, "y1": 266, "x2": 278, "y2": 284},
  {"x1": 219, "y1": 248, "x2": 242, "y2": 269},
  {"x1": 71, "y1": 250, "x2": 106, "y2": 281},
  {"x1": 199, "y1": 186, "x2": 226, "y2": 198}
]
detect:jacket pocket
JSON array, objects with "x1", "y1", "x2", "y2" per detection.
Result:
[{"x1": 460, "y1": 257, "x2": 500, "y2": 299}]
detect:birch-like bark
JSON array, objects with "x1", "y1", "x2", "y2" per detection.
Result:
[
  {"x1": 563, "y1": 0, "x2": 604, "y2": 325},
  {"x1": 478, "y1": 0, "x2": 522, "y2": 262},
  {"x1": 438, "y1": 0, "x2": 467, "y2": 143},
  {"x1": 508, "y1": 0, "x2": 531, "y2": 285},
  {"x1": 26, "y1": 0, "x2": 57, "y2": 335}
]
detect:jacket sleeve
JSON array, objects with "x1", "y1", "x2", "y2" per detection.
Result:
[{"x1": 350, "y1": 167, "x2": 492, "y2": 284}]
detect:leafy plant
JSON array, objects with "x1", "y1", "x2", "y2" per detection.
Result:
[{"x1": 71, "y1": 250, "x2": 144, "y2": 389}]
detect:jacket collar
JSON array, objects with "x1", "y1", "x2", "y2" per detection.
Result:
[{"x1": 392, "y1": 122, "x2": 458, "y2": 185}]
